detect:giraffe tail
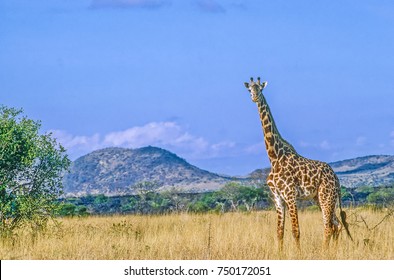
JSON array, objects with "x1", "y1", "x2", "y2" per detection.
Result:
[{"x1": 338, "y1": 196, "x2": 353, "y2": 242}]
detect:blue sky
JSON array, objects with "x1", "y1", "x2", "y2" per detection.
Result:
[{"x1": 1, "y1": 0, "x2": 394, "y2": 175}]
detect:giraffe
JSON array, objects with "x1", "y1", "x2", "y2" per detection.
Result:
[{"x1": 244, "y1": 77, "x2": 352, "y2": 250}]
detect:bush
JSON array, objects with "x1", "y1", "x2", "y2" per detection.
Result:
[
  {"x1": 58, "y1": 203, "x2": 77, "y2": 217},
  {"x1": 0, "y1": 106, "x2": 70, "y2": 236},
  {"x1": 366, "y1": 187, "x2": 394, "y2": 206}
]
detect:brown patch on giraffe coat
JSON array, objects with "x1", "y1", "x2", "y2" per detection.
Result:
[
  {"x1": 274, "y1": 143, "x2": 279, "y2": 153},
  {"x1": 264, "y1": 125, "x2": 272, "y2": 134},
  {"x1": 269, "y1": 136, "x2": 275, "y2": 146}
]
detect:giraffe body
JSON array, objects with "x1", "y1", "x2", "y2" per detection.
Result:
[
  {"x1": 244, "y1": 77, "x2": 351, "y2": 249},
  {"x1": 268, "y1": 153, "x2": 342, "y2": 248}
]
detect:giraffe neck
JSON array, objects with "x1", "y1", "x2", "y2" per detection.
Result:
[{"x1": 256, "y1": 93, "x2": 297, "y2": 164}]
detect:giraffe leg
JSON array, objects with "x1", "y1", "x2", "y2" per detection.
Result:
[
  {"x1": 321, "y1": 208, "x2": 333, "y2": 249},
  {"x1": 331, "y1": 186, "x2": 342, "y2": 242},
  {"x1": 271, "y1": 191, "x2": 285, "y2": 251},
  {"x1": 319, "y1": 195, "x2": 335, "y2": 249},
  {"x1": 315, "y1": 195, "x2": 332, "y2": 247},
  {"x1": 286, "y1": 198, "x2": 300, "y2": 251},
  {"x1": 319, "y1": 183, "x2": 338, "y2": 249},
  {"x1": 332, "y1": 214, "x2": 341, "y2": 242}
]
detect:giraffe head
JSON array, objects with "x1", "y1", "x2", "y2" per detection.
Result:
[{"x1": 244, "y1": 77, "x2": 268, "y2": 103}]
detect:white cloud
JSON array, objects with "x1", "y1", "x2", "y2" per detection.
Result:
[
  {"x1": 211, "y1": 141, "x2": 235, "y2": 151},
  {"x1": 50, "y1": 130, "x2": 101, "y2": 151},
  {"x1": 103, "y1": 122, "x2": 211, "y2": 157},
  {"x1": 244, "y1": 141, "x2": 265, "y2": 155},
  {"x1": 103, "y1": 122, "x2": 182, "y2": 147},
  {"x1": 50, "y1": 122, "x2": 236, "y2": 160},
  {"x1": 205, "y1": 141, "x2": 236, "y2": 158}
]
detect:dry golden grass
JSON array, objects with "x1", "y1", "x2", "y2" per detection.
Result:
[{"x1": 1, "y1": 208, "x2": 393, "y2": 260}]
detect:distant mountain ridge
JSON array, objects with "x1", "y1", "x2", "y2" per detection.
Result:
[
  {"x1": 63, "y1": 147, "x2": 230, "y2": 196},
  {"x1": 63, "y1": 147, "x2": 394, "y2": 196},
  {"x1": 330, "y1": 155, "x2": 394, "y2": 188}
]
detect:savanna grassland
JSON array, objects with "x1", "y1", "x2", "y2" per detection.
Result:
[{"x1": 1, "y1": 208, "x2": 393, "y2": 260}]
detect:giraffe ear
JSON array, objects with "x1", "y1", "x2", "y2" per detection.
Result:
[
  {"x1": 244, "y1": 82, "x2": 250, "y2": 88},
  {"x1": 261, "y1": 81, "x2": 268, "y2": 90}
]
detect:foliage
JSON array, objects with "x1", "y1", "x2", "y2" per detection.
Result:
[
  {"x1": 216, "y1": 182, "x2": 269, "y2": 211},
  {"x1": 60, "y1": 183, "x2": 394, "y2": 216},
  {"x1": 60, "y1": 182, "x2": 271, "y2": 215},
  {"x1": 58, "y1": 203, "x2": 77, "y2": 217},
  {"x1": 356, "y1": 185, "x2": 375, "y2": 196},
  {"x1": 339, "y1": 185, "x2": 394, "y2": 207},
  {"x1": 341, "y1": 186, "x2": 354, "y2": 202},
  {"x1": 188, "y1": 192, "x2": 222, "y2": 213},
  {"x1": 58, "y1": 203, "x2": 89, "y2": 217},
  {"x1": 366, "y1": 187, "x2": 394, "y2": 206},
  {"x1": 0, "y1": 106, "x2": 70, "y2": 236}
]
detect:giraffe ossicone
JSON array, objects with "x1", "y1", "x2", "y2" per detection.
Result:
[{"x1": 244, "y1": 76, "x2": 352, "y2": 250}]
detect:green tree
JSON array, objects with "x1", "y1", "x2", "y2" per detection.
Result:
[
  {"x1": 94, "y1": 194, "x2": 108, "y2": 205},
  {"x1": 354, "y1": 185, "x2": 375, "y2": 202},
  {"x1": 160, "y1": 187, "x2": 189, "y2": 213},
  {"x1": 217, "y1": 182, "x2": 268, "y2": 212},
  {"x1": 121, "y1": 196, "x2": 138, "y2": 213},
  {"x1": 196, "y1": 192, "x2": 224, "y2": 213},
  {"x1": 58, "y1": 203, "x2": 77, "y2": 217},
  {"x1": 134, "y1": 181, "x2": 159, "y2": 214},
  {"x1": 75, "y1": 205, "x2": 89, "y2": 217},
  {"x1": 341, "y1": 186, "x2": 355, "y2": 205},
  {"x1": 367, "y1": 187, "x2": 394, "y2": 206},
  {"x1": 0, "y1": 106, "x2": 70, "y2": 236}
]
